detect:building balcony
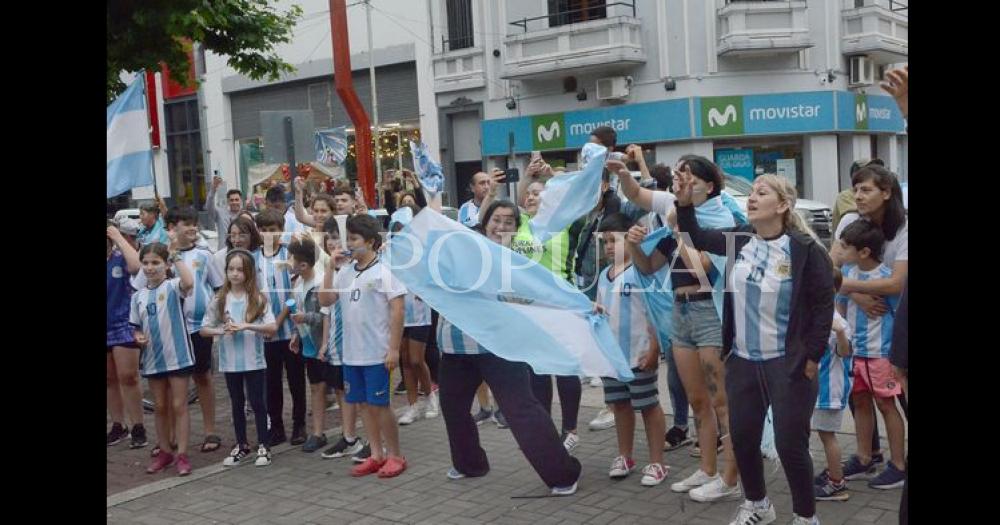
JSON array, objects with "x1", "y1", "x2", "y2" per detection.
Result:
[
  {"x1": 501, "y1": 14, "x2": 645, "y2": 80},
  {"x1": 432, "y1": 46, "x2": 487, "y2": 94},
  {"x1": 716, "y1": 1, "x2": 813, "y2": 57},
  {"x1": 841, "y1": 0, "x2": 908, "y2": 62}
]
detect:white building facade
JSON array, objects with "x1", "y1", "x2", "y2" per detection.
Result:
[{"x1": 429, "y1": 0, "x2": 907, "y2": 208}]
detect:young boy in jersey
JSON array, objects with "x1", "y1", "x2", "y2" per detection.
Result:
[
  {"x1": 813, "y1": 270, "x2": 854, "y2": 501},
  {"x1": 836, "y1": 220, "x2": 906, "y2": 490},
  {"x1": 595, "y1": 213, "x2": 668, "y2": 486},
  {"x1": 286, "y1": 235, "x2": 331, "y2": 453},
  {"x1": 319, "y1": 214, "x2": 408, "y2": 478},
  {"x1": 254, "y1": 209, "x2": 308, "y2": 446}
]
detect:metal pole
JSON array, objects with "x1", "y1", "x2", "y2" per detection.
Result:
[
  {"x1": 366, "y1": 0, "x2": 383, "y2": 201},
  {"x1": 284, "y1": 116, "x2": 296, "y2": 207}
]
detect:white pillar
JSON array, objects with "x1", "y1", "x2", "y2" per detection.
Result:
[
  {"x1": 876, "y1": 134, "x2": 899, "y2": 175},
  {"x1": 837, "y1": 134, "x2": 872, "y2": 191},
  {"x1": 804, "y1": 134, "x2": 838, "y2": 206}
]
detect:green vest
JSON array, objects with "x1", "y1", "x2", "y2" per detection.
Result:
[{"x1": 512, "y1": 213, "x2": 575, "y2": 283}]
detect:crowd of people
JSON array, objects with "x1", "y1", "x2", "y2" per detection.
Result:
[{"x1": 107, "y1": 66, "x2": 908, "y2": 525}]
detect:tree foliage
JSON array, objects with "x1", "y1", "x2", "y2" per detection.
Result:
[{"x1": 107, "y1": 0, "x2": 303, "y2": 103}]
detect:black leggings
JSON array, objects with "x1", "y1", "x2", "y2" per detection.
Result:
[
  {"x1": 264, "y1": 339, "x2": 306, "y2": 433},
  {"x1": 225, "y1": 370, "x2": 268, "y2": 446},
  {"x1": 529, "y1": 372, "x2": 582, "y2": 433}
]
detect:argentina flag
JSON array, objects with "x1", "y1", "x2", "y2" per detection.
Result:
[
  {"x1": 107, "y1": 76, "x2": 153, "y2": 198},
  {"x1": 386, "y1": 208, "x2": 634, "y2": 381},
  {"x1": 315, "y1": 126, "x2": 348, "y2": 165},
  {"x1": 409, "y1": 140, "x2": 445, "y2": 194},
  {"x1": 528, "y1": 144, "x2": 607, "y2": 244}
]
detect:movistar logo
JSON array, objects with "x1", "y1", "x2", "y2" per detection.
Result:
[
  {"x1": 708, "y1": 105, "x2": 737, "y2": 127},
  {"x1": 537, "y1": 121, "x2": 560, "y2": 143},
  {"x1": 854, "y1": 94, "x2": 869, "y2": 130},
  {"x1": 701, "y1": 96, "x2": 744, "y2": 136},
  {"x1": 531, "y1": 113, "x2": 566, "y2": 149},
  {"x1": 856, "y1": 102, "x2": 867, "y2": 122}
]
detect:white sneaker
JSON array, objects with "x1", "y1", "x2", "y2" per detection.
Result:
[
  {"x1": 608, "y1": 455, "x2": 636, "y2": 478},
  {"x1": 691, "y1": 477, "x2": 743, "y2": 502},
  {"x1": 562, "y1": 431, "x2": 579, "y2": 453},
  {"x1": 640, "y1": 463, "x2": 669, "y2": 486},
  {"x1": 425, "y1": 391, "x2": 440, "y2": 418},
  {"x1": 588, "y1": 408, "x2": 615, "y2": 431},
  {"x1": 550, "y1": 480, "x2": 578, "y2": 496},
  {"x1": 398, "y1": 404, "x2": 420, "y2": 425},
  {"x1": 254, "y1": 445, "x2": 272, "y2": 467},
  {"x1": 223, "y1": 446, "x2": 250, "y2": 466},
  {"x1": 589, "y1": 377, "x2": 602, "y2": 388},
  {"x1": 790, "y1": 515, "x2": 820, "y2": 525},
  {"x1": 671, "y1": 469, "x2": 718, "y2": 493},
  {"x1": 728, "y1": 500, "x2": 776, "y2": 525}
]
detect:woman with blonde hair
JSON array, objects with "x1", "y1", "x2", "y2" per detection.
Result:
[{"x1": 675, "y1": 173, "x2": 833, "y2": 525}]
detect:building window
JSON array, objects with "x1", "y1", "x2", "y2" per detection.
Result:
[
  {"x1": 165, "y1": 97, "x2": 206, "y2": 210},
  {"x1": 548, "y1": 0, "x2": 607, "y2": 28},
  {"x1": 445, "y1": 0, "x2": 474, "y2": 51}
]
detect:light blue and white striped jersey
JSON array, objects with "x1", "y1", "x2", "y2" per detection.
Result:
[
  {"x1": 730, "y1": 235, "x2": 794, "y2": 361},
  {"x1": 596, "y1": 264, "x2": 651, "y2": 369},
  {"x1": 322, "y1": 303, "x2": 344, "y2": 365},
  {"x1": 404, "y1": 293, "x2": 431, "y2": 327},
  {"x1": 292, "y1": 269, "x2": 324, "y2": 359},
  {"x1": 136, "y1": 217, "x2": 169, "y2": 247},
  {"x1": 838, "y1": 264, "x2": 898, "y2": 359},
  {"x1": 816, "y1": 311, "x2": 853, "y2": 411},
  {"x1": 257, "y1": 245, "x2": 295, "y2": 341},
  {"x1": 130, "y1": 246, "x2": 224, "y2": 334},
  {"x1": 332, "y1": 260, "x2": 407, "y2": 366},
  {"x1": 458, "y1": 199, "x2": 481, "y2": 228},
  {"x1": 437, "y1": 316, "x2": 489, "y2": 355},
  {"x1": 202, "y1": 292, "x2": 275, "y2": 373},
  {"x1": 129, "y1": 278, "x2": 196, "y2": 376}
]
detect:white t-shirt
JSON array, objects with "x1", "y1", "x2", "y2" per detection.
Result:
[
  {"x1": 835, "y1": 213, "x2": 908, "y2": 266},
  {"x1": 650, "y1": 191, "x2": 678, "y2": 217},
  {"x1": 332, "y1": 259, "x2": 407, "y2": 366}
]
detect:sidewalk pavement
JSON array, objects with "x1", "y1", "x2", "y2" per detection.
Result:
[{"x1": 107, "y1": 367, "x2": 905, "y2": 524}]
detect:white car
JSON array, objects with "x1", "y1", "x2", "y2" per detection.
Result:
[{"x1": 722, "y1": 174, "x2": 833, "y2": 246}]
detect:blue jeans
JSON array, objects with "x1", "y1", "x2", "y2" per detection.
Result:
[{"x1": 663, "y1": 340, "x2": 690, "y2": 428}]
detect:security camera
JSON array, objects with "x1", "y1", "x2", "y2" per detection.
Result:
[
  {"x1": 576, "y1": 90, "x2": 587, "y2": 101},
  {"x1": 664, "y1": 78, "x2": 676, "y2": 91},
  {"x1": 506, "y1": 99, "x2": 517, "y2": 110}
]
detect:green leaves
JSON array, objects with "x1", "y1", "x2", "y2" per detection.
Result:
[{"x1": 107, "y1": 0, "x2": 302, "y2": 103}]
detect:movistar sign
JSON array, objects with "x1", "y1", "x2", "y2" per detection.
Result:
[
  {"x1": 855, "y1": 94, "x2": 869, "y2": 130},
  {"x1": 701, "y1": 96, "x2": 744, "y2": 136},
  {"x1": 532, "y1": 114, "x2": 566, "y2": 149}
]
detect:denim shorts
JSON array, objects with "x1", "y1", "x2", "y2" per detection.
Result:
[{"x1": 671, "y1": 298, "x2": 723, "y2": 349}]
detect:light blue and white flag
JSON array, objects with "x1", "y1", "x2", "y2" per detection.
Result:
[
  {"x1": 409, "y1": 141, "x2": 444, "y2": 194},
  {"x1": 529, "y1": 144, "x2": 607, "y2": 244},
  {"x1": 386, "y1": 208, "x2": 634, "y2": 381},
  {"x1": 107, "y1": 76, "x2": 153, "y2": 198},
  {"x1": 315, "y1": 127, "x2": 347, "y2": 165},
  {"x1": 720, "y1": 190, "x2": 749, "y2": 225}
]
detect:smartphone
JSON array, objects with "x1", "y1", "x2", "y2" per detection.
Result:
[
  {"x1": 505, "y1": 167, "x2": 520, "y2": 183},
  {"x1": 608, "y1": 151, "x2": 627, "y2": 162},
  {"x1": 530, "y1": 151, "x2": 542, "y2": 163}
]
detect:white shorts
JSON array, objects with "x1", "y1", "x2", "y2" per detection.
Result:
[{"x1": 811, "y1": 408, "x2": 845, "y2": 433}]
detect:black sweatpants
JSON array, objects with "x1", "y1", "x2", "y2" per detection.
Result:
[
  {"x1": 225, "y1": 370, "x2": 268, "y2": 446},
  {"x1": 439, "y1": 353, "x2": 581, "y2": 488},
  {"x1": 264, "y1": 339, "x2": 306, "y2": 434},
  {"x1": 727, "y1": 355, "x2": 818, "y2": 518},
  {"x1": 529, "y1": 372, "x2": 582, "y2": 433}
]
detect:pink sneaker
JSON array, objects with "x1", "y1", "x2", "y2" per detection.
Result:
[
  {"x1": 176, "y1": 453, "x2": 192, "y2": 476},
  {"x1": 146, "y1": 450, "x2": 175, "y2": 474}
]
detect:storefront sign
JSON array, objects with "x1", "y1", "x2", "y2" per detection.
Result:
[
  {"x1": 837, "y1": 92, "x2": 906, "y2": 132},
  {"x1": 715, "y1": 148, "x2": 755, "y2": 181},
  {"x1": 697, "y1": 92, "x2": 836, "y2": 137}
]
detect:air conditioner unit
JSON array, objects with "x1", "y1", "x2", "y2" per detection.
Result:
[
  {"x1": 849, "y1": 55, "x2": 874, "y2": 87},
  {"x1": 596, "y1": 76, "x2": 630, "y2": 100}
]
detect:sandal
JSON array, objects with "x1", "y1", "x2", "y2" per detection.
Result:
[
  {"x1": 200, "y1": 434, "x2": 222, "y2": 453},
  {"x1": 150, "y1": 442, "x2": 178, "y2": 457}
]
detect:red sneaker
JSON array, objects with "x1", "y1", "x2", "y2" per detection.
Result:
[
  {"x1": 377, "y1": 456, "x2": 407, "y2": 478},
  {"x1": 146, "y1": 450, "x2": 175, "y2": 474},
  {"x1": 176, "y1": 453, "x2": 192, "y2": 476},
  {"x1": 351, "y1": 456, "x2": 386, "y2": 477}
]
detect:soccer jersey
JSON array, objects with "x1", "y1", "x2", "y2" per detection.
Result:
[
  {"x1": 458, "y1": 199, "x2": 481, "y2": 228},
  {"x1": 291, "y1": 268, "x2": 325, "y2": 359},
  {"x1": 437, "y1": 316, "x2": 489, "y2": 355},
  {"x1": 130, "y1": 246, "x2": 224, "y2": 334},
  {"x1": 404, "y1": 293, "x2": 431, "y2": 327},
  {"x1": 512, "y1": 214, "x2": 575, "y2": 283},
  {"x1": 816, "y1": 311, "x2": 854, "y2": 411},
  {"x1": 107, "y1": 250, "x2": 133, "y2": 335},
  {"x1": 129, "y1": 278, "x2": 196, "y2": 375},
  {"x1": 730, "y1": 234, "x2": 794, "y2": 361},
  {"x1": 136, "y1": 217, "x2": 169, "y2": 247},
  {"x1": 332, "y1": 259, "x2": 407, "y2": 366},
  {"x1": 257, "y1": 244, "x2": 295, "y2": 341},
  {"x1": 323, "y1": 302, "x2": 344, "y2": 365},
  {"x1": 838, "y1": 264, "x2": 899, "y2": 359},
  {"x1": 596, "y1": 264, "x2": 652, "y2": 369},
  {"x1": 202, "y1": 292, "x2": 275, "y2": 373}
]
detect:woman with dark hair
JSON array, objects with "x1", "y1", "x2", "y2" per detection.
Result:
[
  {"x1": 674, "y1": 172, "x2": 834, "y2": 525},
  {"x1": 214, "y1": 217, "x2": 264, "y2": 283},
  {"x1": 437, "y1": 198, "x2": 582, "y2": 495}
]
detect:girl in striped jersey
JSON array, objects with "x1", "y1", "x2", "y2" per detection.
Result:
[
  {"x1": 130, "y1": 241, "x2": 197, "y2": 477},
  {"x1": 675, "y1": 173, "x2": 834, "y2": 525},
  {"x1": 437, "y1": 200, "x2": 581, "y2": 495},
  {"x1": 201, "y1": 250, "x2": 278, "y2": 467}
]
